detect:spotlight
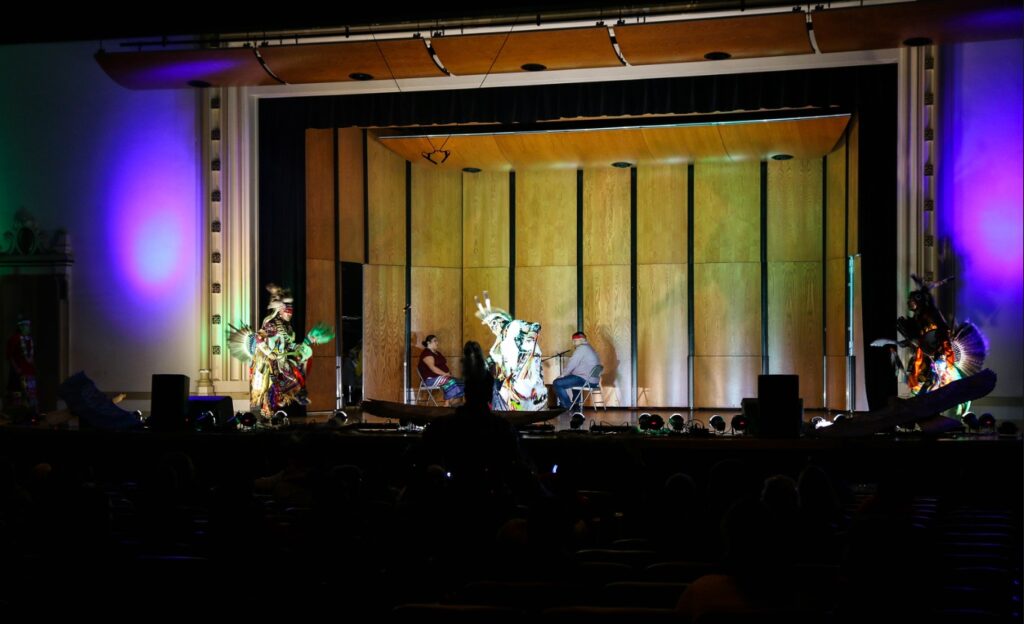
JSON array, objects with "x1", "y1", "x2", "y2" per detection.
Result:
[
  {"x1": 833, "y1": 413, "x2": 850, "y2": 424},
  {"x1": 730, "y1": 414, "x2": 748, "y2": 434},
  {"x1": 961, "y1": 411, "x2": 979, "y2": 431},
  {"x1": 997, "y1": 421, "x2": 1018, "y2": 436},
  {"x1": 811, "y1": 416, "x2": 832, "y2": 429},
  {"x1": 638, "y1": 413, "x2": 664, "y2": 431},
  {"x1": 569, "y1": 412, "x2": 586, "y2": 430},
  {"x1": 979, "y1": 413, "x2": 996, "y2": 429},
  {"x1": 709, "y1": 414, "x2": 726, "y2": 433},
  {"x1": 194, "y1": 410, "x2": 217, "y2": 432},
  {"x1": 237, "y1": 411, "x2": 258, "y2": 428},
  {"x1": 668, "y1": 413, "x2": 686, "y2": 431},
  {"x1": 333, "y1": 409, "x2": 349, "y2": 422}
]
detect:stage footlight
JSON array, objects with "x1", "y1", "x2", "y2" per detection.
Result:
[
  {"x1": 569, "y1": 413, "x2": 586, "y2": 430},
  {"x1": 237, "y1": 411, "x2": 257, "y2": 428},
  {"x1": 997, "y1": 421, "x2": 1018, "y2": 435},
  {"x1": 833, "y1": 413, "x2": 850, "y2": 424},
  {"x1": 811, "y1": 416, "x2": 832, "y2": 429},
  {"x1": 333, "y1": 409, "x2": 349, "y2": 422},
  {"x1": 709, "y1": 414, "x2": 726, "y2": 433},
  {"x1": 730, "y1": 414, "x2": 748, "y2": 434},
  {"x1": 194, "y1": 410, "x2": 216, "y2": 432},
  {"x1": 961, "y1": 411, "x2": 979, "y2": 431},
  {"x1": 668, "y1": 413, "x2": 686, "y2": 431},
  {"x1": 979, "y1": 413, "x2": 996, "y2": 429},
  {"x1": 638, "y1": 413, "x2": 664, "y2": 431}
]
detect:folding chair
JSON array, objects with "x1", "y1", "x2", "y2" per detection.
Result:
[
  {"x1": 416, "y1": 369, "x2": 446, "y2": 406},
  {"x1": 568, "y1": 364, "x2": 607, "y2": 415}
]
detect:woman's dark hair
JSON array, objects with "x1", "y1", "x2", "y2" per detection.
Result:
[
  {"x1": 421, "y1": 334, "x2": 437, "y2": 348},
  {"x1": 462, "y1": 341, "x2": 492, "y2": 407}
]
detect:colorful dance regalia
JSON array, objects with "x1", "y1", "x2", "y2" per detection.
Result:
[
  {"x1": 474, "y1": 291, "x2": 548, "y2": 411},
  {"x1": 872, "y1": 274, "x2": 987, "y2": 416},
  {"x1": 229, "y1": 285, "x2": 335, "y2": 420}
]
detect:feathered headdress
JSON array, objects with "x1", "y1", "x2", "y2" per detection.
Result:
[
  {"x1": 266, "y1": 283, "x2": 294, "y2": 312},
  {"x1": 474, "y1": 290, "x2": 512, "y2": 328}
]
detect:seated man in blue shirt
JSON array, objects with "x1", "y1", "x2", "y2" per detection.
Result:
[{"x1": 552, "y1": 331, "x2": 601, "y2": 410}]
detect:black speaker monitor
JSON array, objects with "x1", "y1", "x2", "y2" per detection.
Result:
[
  {"x1": 187, "y1": 395, "x2": 234, "y2": 430},
  {"x1": 150, "y1": 374, "x2": 190, "y2": 430},
  {"x1": 754, "y1": 375, "x2": 803, "y2": 438}
]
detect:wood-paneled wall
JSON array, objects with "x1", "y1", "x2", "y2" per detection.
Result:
[
  {"x1": 767, "y1": 159, "x2": 824, "y2": 407},
  {"x1": 412, "y1": 168, "x2": 462, "y2": 268},
  {"x1": 315, "y1": 129, "x2": 857, "y2": 409},
  {"x1": 338, "y1": 128, "x2": 365, "y2": 263},
  {"x1": 367, "y1": 136, "x2": 406, "y2": 266},
  {"x1": 462, "y1": 171, "x2": 510, "y2": 367},
  {"x1": 305, "y1": 130, "x2": 337, "y2": 410},
  {"x1": 693, "y1": 162, "x2": 761, "y2": 407},
  {"x1": 636, "y1": 165, "x2": 688, "y2": 406},
  {"x1": 583, "y1": 168, "x2": 630, "y2": 265},
  {"x1": 464, "y1": 171, "x2": 509, "y2": 268},
  {"x1": 515, "y1": 170, "x2": 576, "y2": 267},
  {"x1": 584, "y1": 265, "x2": 631, "y2": 405},
  {"x1": 363, "y1": 265, "x2": 405, "y2": 402},
  {"x1": 826, "y1": 135, "x2": 849, "y2": 409}
]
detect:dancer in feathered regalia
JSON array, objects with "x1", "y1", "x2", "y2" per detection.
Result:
[
  {"x1": 474, "y1": 291, "x2": 548, "y2": 411},
  {"x1": 229, "y1": 284, "x2": 335, "y2": 421},
  {"x1": 872, "y1": 274, "x2": 987, "y2": 416}
]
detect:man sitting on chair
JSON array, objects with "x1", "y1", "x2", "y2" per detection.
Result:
[{"x1": 552, "y1": 331, "x2": 601, "y2": 410}]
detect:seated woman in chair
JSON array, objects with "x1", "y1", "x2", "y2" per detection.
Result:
[{"x1": 418, "y1": 335, "x2": 465, "y2": 405}]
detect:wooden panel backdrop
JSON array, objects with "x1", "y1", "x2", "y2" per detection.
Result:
[
  {"x1": 637, "y1": 164, "x2": 687, "y2": 265},
  {"x1": 412, "y1": 167, "x2": 462, "y2": 268},
  {"x1": 583, "y1": 168, "x2": 631, "y2": 266},
  {"x1": 637, "y1": 164, "x2": 688, "y2": 406},
  {"x1": 693, "y1": 162, "x2": 761, "y2": 407},
  {"x1": 305, "y1": 129, "x2": 337, "y2": 411},
  {"x1": 767, "y1": 158, "x2": 823, "y2": 407},
  {"x1": 362, "y1": 265, "x2": 406, "y2": 402},
  {"x1": 584, "y1": 265, "x2": 631, "y2": 406},
  {"x1": 582, "y1": 168, "x2": 631, "y2": 404},
  {"x1": 826, "y1": 137, "x2": 848, "y2": 409},
  {"x1": 637, "y1": 264, "x2": 688, "y2": 406},
  {"x1": 515, "y1": 170, "x2": 577, "y2": 267},
  {"x1": 367, "y1": 135, "x2": 407, "y2": 266},
  {"x1": 463, "y1": 171, "x2": 509, "y2": 268},
  {"x1": 411, "y1": 267, "x2": 463, "y2": 382},
  {"x1": 463, "y1": 170, "x2": 510, "y2": 353},
  {"x1": 515, "y1": 265, "x2": 577, "y2": 384},
  {"x1": 693, "y1": 162, "x2": 761, "y2": 263},
  {"x1": 337, "y1": 128, "x2": 365, "y2": 263}
]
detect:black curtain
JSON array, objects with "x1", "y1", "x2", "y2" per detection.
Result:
[
  {"x1": 258, "y1": 64, "x2": 898, "y2": 406},
  {"x1": 855, "y1": 65, "x2": 899, "y2": 410}
]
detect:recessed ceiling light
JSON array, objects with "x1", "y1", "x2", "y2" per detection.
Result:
[
  {"x1": 771, "y1": 154, "x2": 794, "y2": 161},
  {"x1": 187, "y1": 80, "x2": 211, "y2": 88},
  {"x1": 462, "y1": 167, "x2": 481, "y2": 173},
  {"x1": 349, "y1": 72, "x2": 374, "y2": 81},
  {"x1": 521, "y1": 63, "x2": 547, "y2": 72},
  {"x1": 704, "y1": 51, "x2": 731, "y2": 61},
  {"x1": 611, "y1": 161, "x2": 633, "y2": 168},
  {"x1": 902, "y1": 37, "x2": 933, "y2": 47}
]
